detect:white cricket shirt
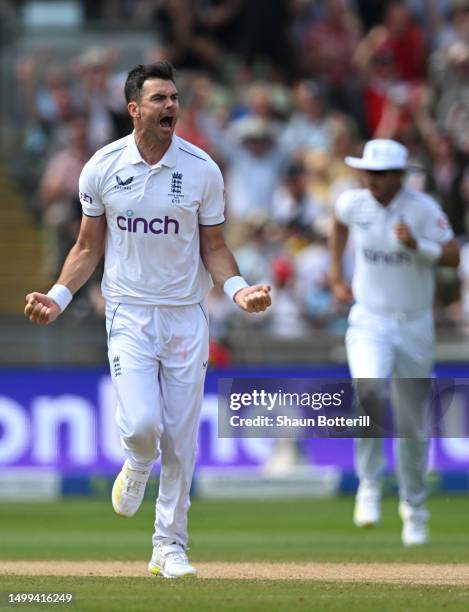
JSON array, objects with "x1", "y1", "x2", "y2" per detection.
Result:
[
  {"x1": 335, "y1": 188, "x2": 454, "y2": 313},
  {"x1": 79, "y1": 133, "x2": 225, "y2": 305}
]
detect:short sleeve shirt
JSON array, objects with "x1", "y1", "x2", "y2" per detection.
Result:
[
  {"x1": 79, "y1": 133, "x2": 225, "y2": 305},
  {"x1": 335, "y1": 188, "x2": 454, "y2": 313}
]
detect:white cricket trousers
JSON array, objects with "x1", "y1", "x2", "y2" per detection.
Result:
[
  {"x1": 346, "y1": 303, "x2": 434, "y2": 508},
  {"x1": 105, "y1": 300, "x2": 209, "y2": 548}
]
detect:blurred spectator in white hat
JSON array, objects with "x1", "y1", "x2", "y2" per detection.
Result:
[{"x1": 199, "y1": 112, "x2": 292, "y2": 245}]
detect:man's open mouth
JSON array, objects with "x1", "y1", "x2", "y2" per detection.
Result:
[{"x1": 160, "y1": 116, "x2": 174, "y2": 128}]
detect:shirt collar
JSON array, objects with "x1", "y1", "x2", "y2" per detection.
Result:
[
  {"x1": 388, "y1": 188, "x2": 404, "y2": 212},
  {"x1": 371, "y1": 187, "x2": 404, "y2": 212},
  {"x1": 124, "y1": 132, "x2": 178, "y2": 169}
]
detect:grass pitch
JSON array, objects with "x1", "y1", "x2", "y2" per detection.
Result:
[{"x1": 0, "y1": 496, "x2": 468, "y2": 610}]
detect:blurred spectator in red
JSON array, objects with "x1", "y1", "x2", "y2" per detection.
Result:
[
  {"x1": 382, "y1": 1, "x2": 427, "y2": 81},
  {"x1": 266, "y1": 256, "x2": 310, "y2": 338},
  {"x1": 209, "y1": 339, "x2": 233, "y2": 368},
  {"x1": 354, "y1": 28, "x2": 423, "y2": 137}
]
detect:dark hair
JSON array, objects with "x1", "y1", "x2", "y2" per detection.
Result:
[{"x1": 124, "y1": 61, "x2": 176, "y2": 103}]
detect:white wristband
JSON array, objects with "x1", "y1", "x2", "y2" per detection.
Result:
[
  {"x1": 416, "y1": 239, "x2": 442, "y2": 264},
  {"x1": 224, "y1": 275, "x2": 248, "y2": 301},
  {"x1": 47, "y1": 284, "x2": 73, "y2": 312}
]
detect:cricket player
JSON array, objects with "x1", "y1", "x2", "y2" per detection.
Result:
[
  {"x1": 329, "y1": 139, "x2": 459, "y2": 546},
  {"x1": 24, "y1": 61, "x2": 271, "y2": 578}
]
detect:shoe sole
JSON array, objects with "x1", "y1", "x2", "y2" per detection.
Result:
[
  {"x1": 148, "y1": 564, "x2": 197, "y2": 579},
  {"x1": 354, "y1": 519, "x2": 378, "y2": 528},
  {"x1": 402, "y1": 537, "x2": 429, "y2": 547},
  {"x1": 112, "y1": 481, "x2": 138, "y2": 518},
  {"x1": 111, "y1": 494, "x2": 134, "y2": 518}
]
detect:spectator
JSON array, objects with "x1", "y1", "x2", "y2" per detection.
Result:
[
  {"x1": 38, "y1": 115, "x2": 92, "y2": 277},
  {"x1": 382, "y1": 1, "x2": 427, "y2": 81},
  {"x1": 281, "y1": 80, "x2": 333, "y2": 154},
  {"x1": 354, "y1": 30, "x2": 420, "y2": 137},
  {"x1": 234, "y1": 0, "x2": 293, "y2": 76},
  {"x1": 199, "y1": 113, "x2": 290, "y2": 243},
  {"x1": 272, "y1": 161, "x2": 326, "y2": 233},
  {"x1": 293, "y1": 230, "x2": 335, "y2": 325},
  {"x1": 233, "y1": 220, "x2": 282, "y2": 285},
  {"x1": 433, "y1": 42, "x2": 469, "y2": 153},
  {"x1": 266, "y1": 256, "x2": 311, "y2": 338},
  {"x1": 298, "y1": 0, "x2": 362, "y2": 113},
  {"x1": 73, "y1": 47, "x2": 129, "y2": 150},
  {"x1": 356, "y1": 0, "x2": 392, "y2": 31},
  {"x1": 424, "y1": 130, "x2": 468, "y2": 236},
  {"x1": 134, "y1": 0, "x2": 243, "y2": 74}
]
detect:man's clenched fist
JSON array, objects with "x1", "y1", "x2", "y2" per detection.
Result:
[
  {"x1": 24, "y1": 293, "x2": 61, "y2": 325},
  {"x1": 234, "y1": 285, "x2": 272, "y2": 313}
]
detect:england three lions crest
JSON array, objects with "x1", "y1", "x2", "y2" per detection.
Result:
[{"x1": 169, "y1": 172, "x2": 185, "y2": 203}]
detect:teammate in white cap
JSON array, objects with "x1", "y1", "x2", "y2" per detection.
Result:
[
  {"x1": 24, "y1": 61, "x2": 271, "y2": 578},
  {"x1": 330, "y1": 139, "x2": 459, "y2": 546}
]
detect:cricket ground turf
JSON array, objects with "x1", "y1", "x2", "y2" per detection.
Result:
[{"x1": 0, "y1": 496, "x2": 468, "y2": 611}]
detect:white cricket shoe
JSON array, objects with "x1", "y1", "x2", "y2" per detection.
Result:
[
  {"x1": 148, "y1": 542, "x2": 197, "y2": 579},
  {"x1": 399, "y1": 501, "x2": 429, "y2": 547},
  {"x1": 112, "y1": 460, "x2": 150, "y2": 518},
  {"x1": 353, "y1": 484, "x2": 381, "y2": 528}
]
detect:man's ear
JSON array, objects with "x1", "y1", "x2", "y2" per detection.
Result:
[{"x1": 128, "y1": 101, "x2": 140, "y2": 119}]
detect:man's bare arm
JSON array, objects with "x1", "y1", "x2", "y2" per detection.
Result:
[
  {"x1": 438, "y1": 239, "x2": 460, "y2": 268},
  {"x1": 329, "y1": 217, "x2": 353, "y2": 303},
  {"x1": 199, "y1": 224, "x2": 271, "y2": 313},
  {"x1": 24, "y1": 215, "x2": 107, "y2": 324}
]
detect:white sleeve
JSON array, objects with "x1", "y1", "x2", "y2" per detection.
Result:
[
  {"x1": 335, "y1": 191, "x2": 356, "y2": 226},
  {"x1": 79, "y1": 160, "x2": 105, "y2": 217},
  {"x1": 198, "y1": 161, "x2": 226, "y2": 226},
  {"x1": 422, "y1": 198, "x2": 454, "y2": 244}
]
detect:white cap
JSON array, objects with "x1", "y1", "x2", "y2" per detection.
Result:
[{"x1": 345, "y1": 139, "x2": 408, "y2": 171}]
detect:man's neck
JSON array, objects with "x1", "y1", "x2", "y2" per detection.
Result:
[
  {"x1": 375, "y1": 187, "x2": 402, "y2": 207},
  {"x1": 134, "y1": 130, "x2": 172, "y2": 166}
]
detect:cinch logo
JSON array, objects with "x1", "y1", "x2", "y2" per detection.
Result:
[
  {"x1": 363, "y1": 248, "x2": 411, "y2": 265},
  {"x1": 117, "y1": 215, "x2": 180, "y2": 235}
]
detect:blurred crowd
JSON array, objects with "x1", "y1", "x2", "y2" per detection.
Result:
[{"x1": 9, "y1": 0, "x2": 469, "y2": 364}]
